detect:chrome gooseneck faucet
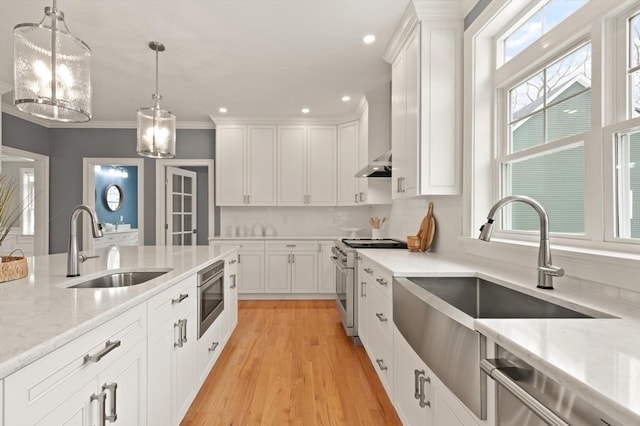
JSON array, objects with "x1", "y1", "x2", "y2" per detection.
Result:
[
  {"x1": 478, "y1": 195, "x2": 564, "y2": 289},
  {"x1": 67, "y1": 204, "x2": 103, "y2": 277}
]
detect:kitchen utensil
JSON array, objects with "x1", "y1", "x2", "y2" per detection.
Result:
[
  {"x1": 265, "y1": 225, "x2": 276, "y2": 236},
  {"x1": 416, "y1": 202, "x2": 436, "y2": 251},
  {"x1": 253, "y1": 224, "x2": 264, "y2": 236},
  {"x1": 238, "y1": 225, "x2": 246, "y2": 237},
  {"x1": 406, "y1": 235, "x2": 421, "y2": 252}
]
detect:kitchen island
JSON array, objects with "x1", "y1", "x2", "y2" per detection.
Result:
[
  {"x1": 357, "y1": 249, "x2": 640, "y2": 426},
  {"x1": 0, "y1": 244, "x2": 238, "y2": 426}
]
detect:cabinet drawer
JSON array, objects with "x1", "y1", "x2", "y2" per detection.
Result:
[
  {"x1": 370, "y1": 286, "x2": 393, "y2": 340},
  {"x1": 265, "y1": 240, "x2": 317, "y2": 251},
  {"x1": 4, "y1": 303, "x2": 146, "y2": 421},
  {"x1": 360, "y1": 257, "x2": 392, "y2": 299},
  {"x1": 148, "y1": 275, "x2": 197, "y2": 330},
  {"x1": 197, "y1": 314, "x2": 224, "y2": 386},
  {"x1": 212, "y1": 240, "x2": 265, "y2": 251},
  {"x1": 373, "y1": 327, "x2": 394, "y2": 396}
]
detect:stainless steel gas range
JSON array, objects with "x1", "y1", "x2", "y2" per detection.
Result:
[{"x1": 331, "y1": 238, "x2": 407, "y2": 345}]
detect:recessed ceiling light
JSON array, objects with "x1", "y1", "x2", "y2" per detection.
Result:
[
  {"x1": 301, "y1": 108, "x2": 310, "y2": 114},
  {"x1": 363, "y1": 34, "x2": 376, "y2": 44},
  {"x1": 341, "y1": 96, "x2": 351, "y2": 102},
  {"x1": 219, "y1": 107, "x2": 228, "y2": 113}
]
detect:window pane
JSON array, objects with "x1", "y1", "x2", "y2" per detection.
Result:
[
  {"x1": 503, "y1": 144, "x2": 585, "y2": 234},
  {"x1": 173, "y1": 174, "x2": 182, "y2": 193},
  {"x1": 511, "y1": 111, "x2": 544, "y2": 153},
  {"x1": 615, "y1": 130, "x2": 640, "y2": 239},
  {"x1": 630, "y1": 13, "x2": 640, "y2": 69},
  {"x1": 503, "y1": 0, "x2": 587, "y2": 63},
  {"x1": 546, "y1": 91, "x2": 591, "y2": 142},
  {"x1": 631, "y1": 71, "x2": 640, "y2": 118},
  {"x1": 173, "y1": 214, "x2": 182, "y2": 232},
  {"x1": 545, "y1": 44, "x2": 591, "y2": 105},
  {"x1": 173, "y1": 234, "x2": 182, "y2": 245},
  {"x1": 505, "y1": 11, "x2": 543, "y2": 61},
  {"x1": 510, "y1": 72, "x2": 544, "y2": 122}
]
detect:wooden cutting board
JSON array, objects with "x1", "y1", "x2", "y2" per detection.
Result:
[{"x1": 419, "y1": 202, "x2": 435, "y2": 252}]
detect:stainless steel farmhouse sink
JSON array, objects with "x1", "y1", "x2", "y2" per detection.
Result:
[
  {"x1": 393, "y1": 276, "x2": 613, "y2": 420},
  {"x1": 67, "y1": 269, "x2": 172, "y2": 289}
]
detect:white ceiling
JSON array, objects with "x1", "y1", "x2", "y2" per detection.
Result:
[{"x1": 0, "y1": 0, "x2": 423, "y2": 127}]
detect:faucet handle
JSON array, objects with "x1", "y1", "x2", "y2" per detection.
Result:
[
  {"x1": 538, "y1": 265, "x2": 564, "y2": 277},
  {"x1": 79, "y1": 254, "x2": 100, "y2": 263}
]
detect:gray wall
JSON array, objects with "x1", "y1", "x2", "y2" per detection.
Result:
[
  {"x1": 2, "y1": 113, "x2": 217, "y2": 254},
  {"x1": 464, "y1": 0, "x2": 491, "y2": 30}
]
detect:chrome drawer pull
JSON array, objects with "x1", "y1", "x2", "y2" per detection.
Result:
[
  {"x1": 103, "y1": 382, "x2": 118, "y2": 422},
  {"x1": 414, "y1": 369, "x2": 425, "y2": 399},
  {"x1": 375, "y1": 313, "x2": 387, "y2": 322},
  {"x1": 208, "y1": 341, "x2": 220, "y2": 352},
  {"x1": 181, "y1": 319, "x2": 188, "y2": 344},
  {"x1": 90, "y1": 390, "x2": 107, "y2": 426},
  {"x1": 230, "y1": 273, "x2": 237, "y2": 289},
  {"x1": 375, "y1": 358, "x2": 388, "y2": 371},
  {"x1": 286, "y1": 244, "x2": 296, "y2": 247},
  {"x1": 376, "y1": 277, "x2": 388, "y2": 286},
  {"x1": 228, "y1": 259, "x2": 237, "y2": 265},
  {"x1": 418, "y1": 376, "x2": 431, "y2": 408},
  {"x1": 364, "y1": 268, "x2": 373, "y2": 274},
  {"x1": 360, "y1": 281, "x2": 366, "y2": 297},
  {"x1": 83, "y1": 340, "x2": 121, "y2": 364},
  {"x1": 171, "y1": 293, "x2": 189, "y2": 304}
]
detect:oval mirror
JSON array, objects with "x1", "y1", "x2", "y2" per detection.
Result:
[{"x1": 104, "y1": 184, "x2": 123, "y2": 211}]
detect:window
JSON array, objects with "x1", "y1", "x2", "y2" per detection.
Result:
[
  {"x1": 20, "y1": 168, "x2": 35, "y2": 235},
  {"x1": 614, "y1": 128, "x2": 640, "y2": 239},
  {"x1": 500, "y1": 44, "x2": 591, "y2": 235},
  {"x1": 628, "y1": 12, "x2": 640, "y2": 117},
  {"x1": 503, "y1": 0, "x2": 588, "y2": 63}
]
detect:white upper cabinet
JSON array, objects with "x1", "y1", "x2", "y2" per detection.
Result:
[
  {"x1": 387, "y1": 5, "x2": 463, "y2": 198},
  {"x1": 337, "y1": 121, "x2": 359, "y2": 205},
  {"x1": 278, "y1": 125, "x2": 336, "y2": 206},
  {"x1": 216, "y1": 124, "x2": 277, "y2": 206}
]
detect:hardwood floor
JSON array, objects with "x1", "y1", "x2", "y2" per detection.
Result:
[{"x1": 182, "y1": 300, "x2": 401, "y2": 426}]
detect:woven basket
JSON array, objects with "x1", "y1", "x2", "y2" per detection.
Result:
[{"x1": 0, "y1": 255, "x2": 28, "y2": 283}]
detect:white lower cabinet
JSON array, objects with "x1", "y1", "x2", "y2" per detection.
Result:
[
  {"x1": 264, "y1": 241, "x2": 318, "y2": 294},
  {"x1": 147, "y1": 274, "x2": 197, "y2": 426},
  {"x1": 197, "y1": 312, "x2": 224, "y2": 386},
  {"x1": 318, "y1": 241, "x2": 336, "y2": 293},
  {"x1": 4, "y1": 304, "x2": 148, "y2": 426},
  {"x1": 226, "y1": 253, "x2": 239, "y2": 337}
]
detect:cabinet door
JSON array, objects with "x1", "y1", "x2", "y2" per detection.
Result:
[
  {"x1": 226, "y1": 254, "x2": 239, "y2": 336},
  {"x1": 357, "y1": 108, "x2": 369, "y2": 202},
  {"x1": 33, "y1": 380, "x2": 96, "y2": 426},
  {"x1": 403, "y1": 25, "x2": 420, "y2": 197},
  {"x1": 394, "y1": 330, "x2": 431, "y2": 426},
  {"x1": 307, "y1": 126, "x2": 336, "y2": 205},
  {"x1": 265, "y1": 252, "x2": 291, "y2": 293},
  {"x1": 216, "y1": 125, "x2": 246, "y2": 206},
  {"x1": 277, "y1": 126, "x2": 307, "y2": 205},
  {"x1": 357, "y1": 273, "x2": 367, "y2": 348},
  {"x1": 432, "y1": 390, "x2": 465, "y2": 426},
  {"x1": 247, "y1": 125, "x2": 277, "y2": 205},
  {"x1": 175, "y1": 307, "x2": 197, "y2": 422},
  {"x1": 147, "y1": 320, "x2": 176, "y2": 425},
  {"x1": 238, "y1": 251, "x2": 265, "y2": 293},
  {"x1": 290, "y1": 251, "x2": 318, "y2": 293},
  {"x1": 98, "y1": 340, "x2": 147, "y2": 426},
  {"x1": 391, "y1": 49, "x2": 406, "y2": 200},
  {"x1": 337, "y1": 121, "x2": 359, "y2": 205},
  {"x1": 318, "y1": 242, "x2": 336, "y2": 293}
]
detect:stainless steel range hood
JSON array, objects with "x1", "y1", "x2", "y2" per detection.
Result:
[{"x1": 355, "y1": 150, "x2": 392, "y2": 178}]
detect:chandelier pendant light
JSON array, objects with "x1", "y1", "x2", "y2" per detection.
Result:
[
  {"x1": 137, "y1": 41, "x2": 176, "y2": 159},
  {"x1": 13, "y1": 0, "x2": 92, "y2": 122}
]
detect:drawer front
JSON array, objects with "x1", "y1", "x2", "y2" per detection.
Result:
[
  {"x1": 212, "y1": 240, "x2": 265, "y2": 251},
  {"x1": 148, "y1": 275, "x2": 197, "y2": 330},
  {"x1": 371, "y1": 262, "x2": 392, "y2": 300},
  {"x1": 265, "y1": 240, "x2": 317, "y2": 251},
  {"x1": 370, "y1": 285, "x2": 393, "y2": 340},
  {"x1": 4, "y1": 303, "x2": 147, "y2": 421},
  {"x1": 197, "y1": 314, "x2": 224, "y2": 386},
  {"x1": 372, "y1": 325, "x2": 394, "y2": 395}
]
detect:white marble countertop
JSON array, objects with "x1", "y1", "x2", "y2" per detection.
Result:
[
  {"x1": 210, "y1": 235, "x2": 340, "y2": 241},
  {"x1": 0, "y1": 245, "x2": 238, "y2": 379},
  {"x1": 357, "y1": 249, "x2": 640, "y2": 425}
]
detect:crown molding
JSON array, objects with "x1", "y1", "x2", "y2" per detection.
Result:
[
  {"x1": 0, "y1": 81, "x2": 12, "y2": 96},
  {"x1": 210, "y1": 111, "x2": 363, "y2": 127},
  {"x1": 383, "y1": 0, "x2": 464, "y2": 63}
]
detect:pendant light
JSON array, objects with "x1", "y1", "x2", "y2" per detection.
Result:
[
  {"x1": 13, "y1": 0, "x2": 91, "y2": 122},
  {"x1": 137, "y1": 41, "x2": 176, "y2": 159}
]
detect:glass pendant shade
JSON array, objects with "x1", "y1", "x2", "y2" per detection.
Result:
[
  {"x1": 137, "y1": 99, "x2": 176, "y2": 158},
  {"x1": 137, "y1": 41, "x2": 176, "y2": 158},
  {"x1": 13, "y1": 4, "x2": 91, "y2": 122}
]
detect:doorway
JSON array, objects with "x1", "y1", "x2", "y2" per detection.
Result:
[
  {"x1": 155, "y1": 159, "x2": 215, "y2": 246},
  {"x1": 0, "y1": 146, "x2": 49, "y2": 256},
  {"x1": 82, "y1": 158, "x2": 145, "y2": 251}
]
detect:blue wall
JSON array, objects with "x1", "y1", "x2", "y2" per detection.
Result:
[{"x1": 94, "y1": 166, "x2": 138, "y2": 228}]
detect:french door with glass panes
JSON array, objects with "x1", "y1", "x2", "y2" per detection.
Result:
[{"x1": 166, "y1": 166, "x2": 197, "y2": 246}]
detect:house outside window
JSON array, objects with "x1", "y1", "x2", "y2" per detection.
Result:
[{"x1": 21, "y1": 168, "x2": 35, "y2": 235}]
